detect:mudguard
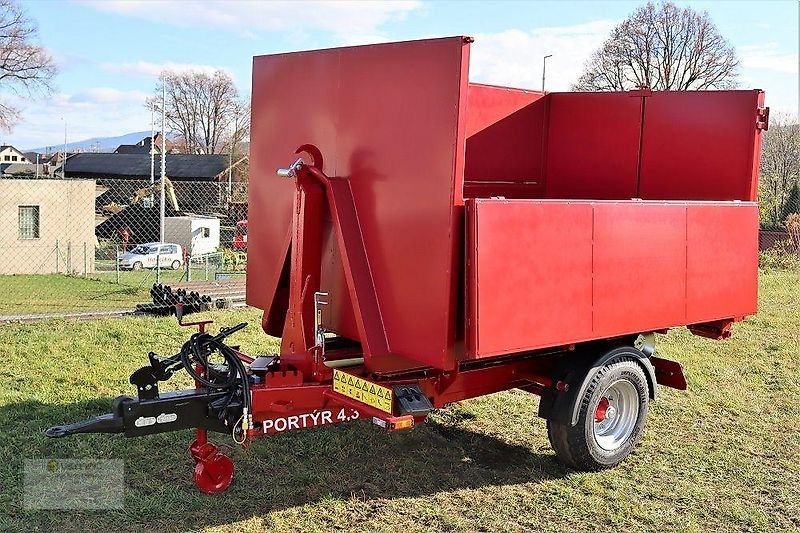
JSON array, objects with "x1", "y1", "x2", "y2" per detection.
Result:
[{"x1": 538, "y1": 346, "x2": 658, "y2": 426}]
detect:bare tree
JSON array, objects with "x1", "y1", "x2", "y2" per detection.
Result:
[
  {"x1": 0, "y1": 0, "x2": 57, "y2": 131},
  {"x1": 573, "y1": 1, "x2": 738, "y2": 91},
  {"x1": 759, "y1": 114, "x2": 800, "y2": 228},
  {"x1": 149, "y1": 69, "x2": 241, "y2": 154},
  {"x1": 226, "y1": 97, "x2": 250, "y2": 157}
]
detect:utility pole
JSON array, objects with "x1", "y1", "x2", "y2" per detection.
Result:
[
  {"x1": 160, "y1": 85, "x2": 166, "y2": 243},
  {"x1": 228, "y1": 124, "x2": 233, "y2": 205},
  {"x1": 542, "y1": 54, "x2": 553, "y2": 92},
  {"x1": 62, "y1": 118, "x2": 67, "y2": 178},
  {"x1": 150, "y1": 104, "x2": 155, "y2": 206},
  {"x1": 158, "y1": 84, "x2": 166, "y2": 284}
]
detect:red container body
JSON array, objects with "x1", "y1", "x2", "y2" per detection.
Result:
[{"x1": 248, "y1": 37, "x2": 765, "y2": 371}]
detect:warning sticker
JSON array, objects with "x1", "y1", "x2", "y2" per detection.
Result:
[{"x1": 332, "y1": 369, "x2": 393, "y2": 414}]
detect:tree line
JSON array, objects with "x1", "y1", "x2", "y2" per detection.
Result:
[{"x1": 148, "y1": 70, "x2": 250, "y2": 157}]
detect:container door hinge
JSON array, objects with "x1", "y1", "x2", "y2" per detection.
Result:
[{"x1": 756, "y1": 106, "x2": 770, "y2": 131}]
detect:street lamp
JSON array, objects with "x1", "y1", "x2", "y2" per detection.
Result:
[{"x1": 542, "y1": 54, "x2": 553, "y2": 92}]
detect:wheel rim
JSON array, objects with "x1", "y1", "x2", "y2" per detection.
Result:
[{"x1": 592, "y1": 379, "x2": 639, "y2": 451}]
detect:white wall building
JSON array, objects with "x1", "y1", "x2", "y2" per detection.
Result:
[
  {"x1": 0, "y1": 179, "x2": 96, "y2": 274},
  {"x1": 0, "y1": 145, "x2": 33, "y2": 164}
]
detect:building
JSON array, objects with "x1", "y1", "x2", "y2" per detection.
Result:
[
  {"x1": 62, "y1": 152, "x2": 233, "y2": 182},
  {"x1": 114, "y1": 133, "x2": 178, "y2": 154},
  {"x1": 62, "y1": 152, "x2": 247, "y2": 214},
  {"x1": 0, "y1": 179, "x2": 96, "y2": 274},
  {"x1": 0, "y1": 163, "x2": 46, "y2": 178},
  {"x1": 0, "y1": 145, "x2": 33, "y2": 164}
]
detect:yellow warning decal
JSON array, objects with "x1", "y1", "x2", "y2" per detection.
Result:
[{"x1": 332, "y1": 369, "x2": 393, "y2": 414}]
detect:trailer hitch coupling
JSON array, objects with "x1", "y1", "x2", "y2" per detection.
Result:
[{"x1": 46, "y1": 323, "x2": 250, "y2": 440}]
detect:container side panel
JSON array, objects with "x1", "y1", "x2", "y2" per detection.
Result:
[
  {"x1": 464, "y1": 96, "x2": 547, "y2": 198},
  {"x1": 465, "y1": 83, "x2": 544, "y2": 137},
  {"x1": 469, "y1": 199, "x2": 757, "y2": 358},
  {"x1": 686, "y1": 204, "x2": 759, "y2": 322},
  {"x1": 592, "y1": 203, "x2": 687, "y2": 336},
  {"x1": 248, "y1": 50, "x2": 339, "y2": 311},
  {"x1": 639, "y1": 91, "x2": 762, "y2": 201},
  {"x1": 544, "y1": 93, "x2": 641, "y2": 200},
  {"x1": 333, "y1": 38, "x2": 467, "y2": 369},
  {"x1": 249, "y1": 38, "x2": 468, "y2": 369},
  {"x1": 468, "y1": 200, "x2": 593, "y2": 357}
]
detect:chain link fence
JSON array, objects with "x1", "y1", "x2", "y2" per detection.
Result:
[
  {"x1": 1, "y1": 147, "x2": 796, "y2": 322},
  {"x1": 0, "y1": 177, "x2": 247, "y2": 320}
]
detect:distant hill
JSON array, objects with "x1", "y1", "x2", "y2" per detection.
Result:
[{"x1": 26, "y1": 131, "x2": 176, "y2": 154}]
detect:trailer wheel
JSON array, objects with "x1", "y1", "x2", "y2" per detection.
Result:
[
  {"x1": 547, "y1": 356, "x2": 649, "y2": 471},
  {"x1": 132, "y1": 261, "x2": 143, "y2": 271},
  {"x1": 171, "y1": 259, "x2": 182, "y2": 270}
]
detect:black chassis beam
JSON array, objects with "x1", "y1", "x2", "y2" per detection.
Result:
[{"x1": 46, "y1": 388, "x2": 232, "y2": 439}]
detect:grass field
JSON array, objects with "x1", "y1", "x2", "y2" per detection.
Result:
[
  {"x1": 0, "y1": 266, "x2": 239, "y2": 315},
  {"x1": 0, "y1": 269, "x2": 797, "y2": 531}
]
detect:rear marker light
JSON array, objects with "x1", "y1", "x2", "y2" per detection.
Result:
[{"x1": 391, "y1": 417, "x2": 414, "y2": 430}]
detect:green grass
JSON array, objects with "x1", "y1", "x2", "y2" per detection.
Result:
[
  {"x1": 0, "y1": 267, "x2": 237, "y2": 315},
  {"x1": 0, "y1": 270, "x2": 798, "y2": 531},
  {"x1": 0, "y1": 274, "x2": 151, "y2": 315}
]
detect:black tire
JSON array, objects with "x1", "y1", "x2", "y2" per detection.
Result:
[
  {"x1": 132, "y1": 261, "x2": 143, "y2": 271},
  {"x1": 547, "y1": 351, "x2": 649, "y2": 471},
  {"x1": 171, "y1": 260, "x2": 182, "y2": 270}
]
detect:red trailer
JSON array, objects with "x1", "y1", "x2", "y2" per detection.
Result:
[{"x1": 49, "y1": 37, "x2": 767, "y2": 494}]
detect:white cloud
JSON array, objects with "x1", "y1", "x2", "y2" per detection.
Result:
[
  {"x1": 740, "y1": 43, "x2": 799, "y2": 74},
  {"x1": 68, "y1": 87, "x2": 149, "y2": 105},
  {"x1": 83, "y1": 0, "x2": 421, "y2": 43},
  {"x1": 469, "y1": 21, "x2": 616, "y2": 91},
  {"x1": 101, "y1": 61, "x2": 231, "y2": 78},
  {"x1": 3, "y1": 89, "x2": 150, "y2": 150},
  {"x1": 468, "y1": 25, "x2": 798, "y2": 118}
]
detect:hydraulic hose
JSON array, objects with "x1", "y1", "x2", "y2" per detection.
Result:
[{"x1": 171, "y1": 323, "x2": 251, "y2": 414}]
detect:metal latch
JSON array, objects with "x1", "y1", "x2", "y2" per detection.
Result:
[
  {"x1": 314, "y1": 291, "x2": 328, "y2": 355},
  {"x1": 276, "y1": 158, "x2": 304, "y2": 178},
  {"x1": 756, "y1": 106, "x2": 770, "y2": 131}
]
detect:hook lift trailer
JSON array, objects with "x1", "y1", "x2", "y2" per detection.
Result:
[{"x1": 47, "y1": 37, "x2": 766, "y2": 494}]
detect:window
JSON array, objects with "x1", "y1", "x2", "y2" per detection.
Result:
[
  {"x1": 3, "y1": 155, "x2": 9, "y2": 161},
  {"x1": 18, "y1": 206, "x2": 40, "y2": 239},
  {"x1": 11, "y1": 155, "x2": 17, "y2": 161},
  {"x1": 200, "y1": 227, "x2": 210, "y2": 238}
]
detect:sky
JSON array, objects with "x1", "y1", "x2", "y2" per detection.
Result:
[{"x1": 5, "y1": 0, "x2": 799, "y2": 150}]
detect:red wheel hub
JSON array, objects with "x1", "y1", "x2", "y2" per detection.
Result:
[
  {"x1": 595, "y1": 397, "x2": 610, "y2": 423},
  {"x1": 189, "y1": 439, "x2": 234, "y2": 494},
  {"x1": 193, "y1": 453, "x2": 234, "y2": 495}
]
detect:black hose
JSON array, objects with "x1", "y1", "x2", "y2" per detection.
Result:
[{"x1": 174, "y1": 324, "x2": 250, "y2": 412}]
